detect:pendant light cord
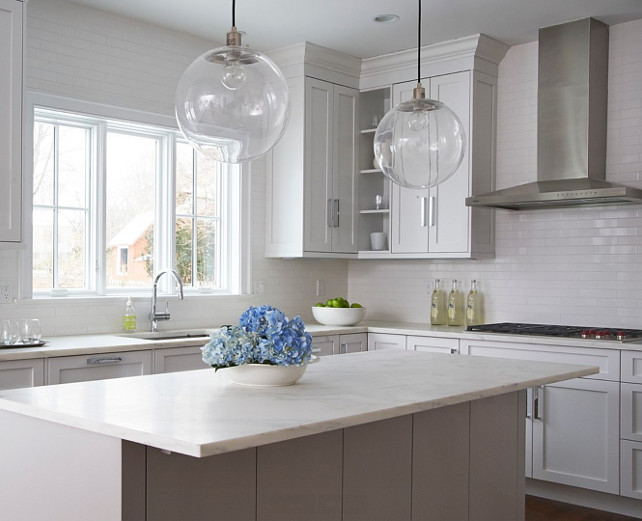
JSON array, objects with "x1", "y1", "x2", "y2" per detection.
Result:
[
  {"x1": 232, "y1": 0, "x2": 236, "y2": 27},
  {"x1": 417, "y1": 0, "x2": 422, "y2": 83}
]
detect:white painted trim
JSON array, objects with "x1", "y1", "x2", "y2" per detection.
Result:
[{"x1": 21, "y1": 90, "x2": 250, "y2": 299}]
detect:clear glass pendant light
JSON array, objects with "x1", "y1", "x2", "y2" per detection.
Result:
[
  {"x1": 373, "y1": 0, "x2": 465, "y2": 189},
  {"x1": 175, "y1": 0, "x2": 290, "y2": 164}
]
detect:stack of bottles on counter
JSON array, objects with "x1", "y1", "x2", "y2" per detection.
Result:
[{"x1": 430, "y1": 279, "x2": 483, "y2": 327}]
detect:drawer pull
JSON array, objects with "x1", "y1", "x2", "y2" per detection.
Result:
[{"x1": 87, "y1": 356, "x2": 123, "y2": 365}]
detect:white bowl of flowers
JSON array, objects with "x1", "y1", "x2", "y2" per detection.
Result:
[{"x1": 201, "y1": 305, "x2": 315, "y2": 386}]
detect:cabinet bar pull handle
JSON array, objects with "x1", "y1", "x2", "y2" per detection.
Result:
[
  {"x1": 534, "y1": 386, "x2": 544, "y2": 420},
  {"x1": 428, "y1": 196, "x2": 436, "y2": 227},
  {"x1": 327, "y1": 199, "x2": 333, "y2": 228},
  {"x1": 334, "y1": 199, "x2": 340, "y2": 227},
  {"x1": 87, "y1": 356, "x2": 123, "y2": 365},
  {"x1": 420, "y1": 197, "x2": 427, "y2": 227},
  {"x1": 341, "y1": 343, "x2": 348, "y2": 354}
]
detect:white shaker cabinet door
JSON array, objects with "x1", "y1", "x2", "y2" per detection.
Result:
[
  {"x1": 428, "y1": 71, "x2": 471, "y2": 254},
  {"x1": 331, "y1": 85, "x2": 359, "y2": 254},
  {"x1": 47, "y1": 350, "x2": 153, "y2": 384},
  {"x1": 154, "y1": 346, "x2": 207, "y2": 374},
  {"x1": 368, "y1": 333, "x2": 406, "y2": 351},
  {"x1": 304, "y1": 77, "x2": 334, "y2": 253},
  {"x1": 407, "y1": 335, "x2": 459, "y2": 354},
  {"x1": 531, "y1": 378, "x2": 620, "y2": 494},
  {"x1": 0, "y1": 358, "x2": 45, "y2": 389},
  {"x1": 390, "y1": 80, "x2": 429, "y2": 254},
  {"x1": 390, "y1": 71, "x2": 471, "y2": 255},
  {"x1": 337, "y1": 333, "x2": 367, "y2": 354},
  {"x1": 0, "y1": 0, "x2": 23, "y2": 242},
  {"x1": 311, "y1": 335, "x2": 338, "y2": 357}
]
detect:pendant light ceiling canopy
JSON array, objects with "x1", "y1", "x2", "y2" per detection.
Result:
[
  {"x1": 175, "y1": 0, "x2": 290, "y2": 164},
  {"x1": 373, "y1": 0, "x2": 466, "y2": 190}
]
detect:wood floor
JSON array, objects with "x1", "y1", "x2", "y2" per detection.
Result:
[{"x1": 525, "y1": 495, "x2": 641, "y2": 521}]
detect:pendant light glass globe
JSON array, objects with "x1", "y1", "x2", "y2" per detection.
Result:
[
  {"x1": 175, "y1": 43, "x2": 290, "y2": 164},
  {"x1": 373, "y1": 96, "x2": 465, "y2": 190}
]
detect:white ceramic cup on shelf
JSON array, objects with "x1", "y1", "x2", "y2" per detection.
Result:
[{"x1": 370, "y1": 232, "x2": 387, "y2": 251}]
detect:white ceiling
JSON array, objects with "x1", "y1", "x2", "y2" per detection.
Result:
[{"x1": 65, "y1": 0, "x2": 642, "y2": 58}]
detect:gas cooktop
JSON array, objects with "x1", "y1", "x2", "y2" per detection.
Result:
[{"x1": 466, "y1": 322, "x2": 642, "y2": 342}]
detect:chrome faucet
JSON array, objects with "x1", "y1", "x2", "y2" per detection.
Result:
[{"x1": 149, "y1": 269, "x2": 184, "y2": 332}]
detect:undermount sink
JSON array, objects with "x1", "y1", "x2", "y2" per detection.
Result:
[{"x1": 120, "y1": 329, "x2": 214, "y2": 341}]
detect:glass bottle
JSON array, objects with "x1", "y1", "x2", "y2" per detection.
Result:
[
  {"x1": 465, "y1": 280, "x2": 483, "y2": 326},
  {"x1": 430, "y1": 279, "x2": 446, "y2": 325},
  {"x1": 447, "y1": 279, "x2": 463, "y2": 326}
]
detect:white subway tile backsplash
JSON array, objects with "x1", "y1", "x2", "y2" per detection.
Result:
[{"x1": 348, "y1": 19, "x2": 642, "y2": 328}]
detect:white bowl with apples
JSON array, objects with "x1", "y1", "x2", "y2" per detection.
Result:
[{"x1": 312, "y1": 298, "x2": 366, "y2": 326}]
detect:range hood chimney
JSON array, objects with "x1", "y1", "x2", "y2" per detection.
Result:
[{"x1": 466, "y1": 17, "x2": 642, "y2": 210}]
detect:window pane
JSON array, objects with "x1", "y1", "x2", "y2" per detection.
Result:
[
  {"x1": 196, "y1": 154, "x2": 218, "y2": 216},
  {"x1": 33, "y1": 122, "x2": 54, "y2": 207},
  {"x1": 196, "y1": 218, "x2": 218, "y2": 287},
  {"x1": 106, "y1": 132, "x2": 156, "y2": 288},
  {"x1": 58, "y1": 126, "x2": 88, "y2": 208},
  {"x1": 57, "y1": 209, "x2": 87, "y2": 289},
  {"x1": 176, "y1": 142, "x2": 194, "y2": 215},
  {"x1": 32, "y1": 208, "x2": 54, "y2": 290},
  {"x1": 176, "y1": 217, "x2": 193, "y2": 286}
]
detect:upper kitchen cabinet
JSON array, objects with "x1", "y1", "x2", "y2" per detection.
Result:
[
  {"x1": 266, "y1": 44, "x2": 361, "y2": 258},
  {"x1": 359, "y1": 34, "x2": 508, "y2": 259},
  {"x1": 0, "y1": 0, "x2": 24, "y2": 243}
]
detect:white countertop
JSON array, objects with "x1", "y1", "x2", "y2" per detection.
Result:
[
  {"x1": 1, "y1": 320, "x2": 640, "y2": 362},
  {"x1": 0, "y1": 350, "x2": 597, "y2": 457}
]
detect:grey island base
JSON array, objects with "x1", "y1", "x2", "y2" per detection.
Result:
[{"x1": 0, "y1": 350, "x2": 597, "y2": 521}]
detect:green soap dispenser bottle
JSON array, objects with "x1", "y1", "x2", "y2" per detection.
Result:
[{"x1": 123, "y1": 297, "x2": 136, "y2": 332}]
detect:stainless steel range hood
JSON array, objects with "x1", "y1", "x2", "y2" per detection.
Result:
[{"x1": 466, "y1": 17, "x2": 642, "y2": 210}]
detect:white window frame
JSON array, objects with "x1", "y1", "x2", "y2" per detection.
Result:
[{"x1": 22, "y1": 91, "x2": 251, "y2": 299}]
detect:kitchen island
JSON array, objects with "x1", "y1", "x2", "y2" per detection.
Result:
[{"x1": 0, "y1": 350, "x2": 597, "y2": 521}]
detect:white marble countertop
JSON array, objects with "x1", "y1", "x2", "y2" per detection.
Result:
[
  {"x1": 1, "y1": 320, "x2": 640, "y2": 362},
  {"x1": 0, "y1": 350, "x2": 597, "y2": 457}
]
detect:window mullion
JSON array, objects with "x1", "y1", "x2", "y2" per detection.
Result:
[
  {"x1": 52, "y1": 124, "x2": 60, "y2": 289},
  {"x1": 95, "y1": 121, "x2": 107, "y2": 296}
]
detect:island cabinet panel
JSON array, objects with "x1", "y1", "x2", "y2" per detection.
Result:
[
  {"x1": 343, "y1": 415, "x2": 413, "y2": 521},
  {"x1": 412, "y1": 402, "x2": 470, "y2": 521},
  {"x1": 257, "y1": 430, "x2": 343, "y2": 521},
  {"x1": 469, "y1": 391, "x2": 526, "y2": 521},
  {"x1": 145, "y1": 446, "x2": 257, "y2": 521}
]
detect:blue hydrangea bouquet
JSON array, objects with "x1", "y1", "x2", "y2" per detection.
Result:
[{"x1": 202, "y1": 305, "x2": 313, "y2": 370}]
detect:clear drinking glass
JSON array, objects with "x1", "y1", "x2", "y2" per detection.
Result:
[
  {"x1": 22, "y1": 319, "x2": 42, "y2": 344},
  {"x1": 0, "y1": 320, "x2": 11, "y2": 345},
  {"x1": 6, "y1": 319, "x2": 21, "y2": 344}
]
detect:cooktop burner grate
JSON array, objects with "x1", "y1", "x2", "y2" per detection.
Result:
[{"x1": 466, "y1": 322, "x2": 642, "y2": 341}]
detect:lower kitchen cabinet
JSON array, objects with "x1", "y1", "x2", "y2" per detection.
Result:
[
  {"x1": 154, "y1": 346, "x2": 207, "y2": 373},
  {"x1": 621, "y1": 353, "x2": 642, "y2": 500},
  {"x1": 47, "y1": 350, "x2": 153, "y2": 384},
  {"x1": 0, "y1": 358, "x2": 45, "y2": 390},
  {"x1": 407, "y1": 335, "x2": 459, "y2": 354},
  {"x1": 531, "y1": 377, "x2": 620, "y2": 494},
  {"x1": 312, "y1": 333, "x2": 367, "y2": 356},
  {"x1": 620, "y1": 440, "x2": 642, "y2": 500},
  {"x1": 461, "y1": 339, "x2": 620, "y2": 495},
  {"x1": 367, "y1": 333, "x2": 406, "y2": 351}
]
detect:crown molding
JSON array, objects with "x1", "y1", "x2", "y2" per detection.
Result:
[{"x1": 361, "y1": 34, "x2": 509, "y2": 82}]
